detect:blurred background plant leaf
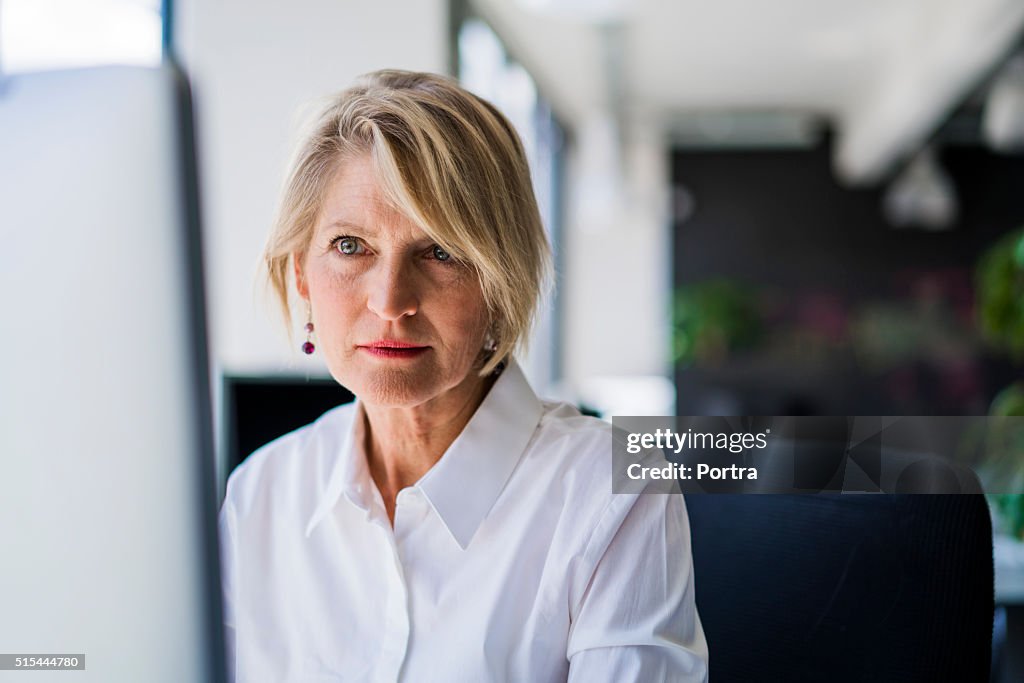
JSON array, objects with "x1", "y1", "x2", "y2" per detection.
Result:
[
  {"x1": 672, "y1": 280, "x2": 763, "y2": 367},
  {"x1": 976, "y1": 227, "x2": 1024, "y2": 361}
]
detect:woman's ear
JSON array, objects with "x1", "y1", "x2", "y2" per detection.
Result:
[{"x1": 292, "y1": 252, "x2": 309, "y2": 300}]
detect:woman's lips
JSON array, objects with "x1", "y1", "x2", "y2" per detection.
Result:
[{"x1": 358, "y1": 342, "x2": 430, "y2": 359}]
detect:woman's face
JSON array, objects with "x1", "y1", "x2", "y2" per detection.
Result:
[{"x1": 294, "y1": 154, "x2": 491, "y2": 408}]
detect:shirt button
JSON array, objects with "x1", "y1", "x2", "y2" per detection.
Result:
[{"x1": 398, "y1": 489, "x2": 426, "y2": 516}]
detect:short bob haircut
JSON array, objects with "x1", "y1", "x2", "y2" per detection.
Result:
[{"x1": 264, "y1": 69, "x2": 552, "y2": 377}]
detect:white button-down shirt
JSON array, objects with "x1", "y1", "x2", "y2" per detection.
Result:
[{"x1": 219, "y1": 360, "x2": 708, "y2": 682}]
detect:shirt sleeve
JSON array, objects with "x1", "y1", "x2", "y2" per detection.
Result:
[
  {"x1": 566, "y1": 491, "x2": 709, "y2": 682},
  {"x1": 218, "y1": 495, "x2": 238, "y2": 683}
]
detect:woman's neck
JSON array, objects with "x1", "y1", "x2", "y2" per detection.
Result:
[{"x1": 362, "y1": 370, "x2": 497, "y2": 521}]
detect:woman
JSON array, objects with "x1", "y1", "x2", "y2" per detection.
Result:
[{"x1": 219, "y1": 70, "x2": 709, "y2": 682}]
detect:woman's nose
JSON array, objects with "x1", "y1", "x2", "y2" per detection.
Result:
[{"x1": 366, "y1": 259, "x2": 419, "y2": 320}]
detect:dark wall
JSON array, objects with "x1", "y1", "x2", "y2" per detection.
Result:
[{"x1": 671, "y1": 143, "x2": 1024, "y2": 416}]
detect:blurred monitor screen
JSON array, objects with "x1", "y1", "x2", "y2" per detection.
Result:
[{"x1": 0, "y1": 66, "x2": 225, "y2": 682}]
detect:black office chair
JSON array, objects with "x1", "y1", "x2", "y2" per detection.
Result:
[{"x1": 685, "y1": 494, "x2": 994, "y2": 682}]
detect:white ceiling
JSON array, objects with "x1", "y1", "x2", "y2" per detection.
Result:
[{"x1": 471, "y1": 0, "x2": 1024, "y2": 184}]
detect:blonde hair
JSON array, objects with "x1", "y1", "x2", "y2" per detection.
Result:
[{"x1": 265, "y1": 70, "x2": 552, "y2": 376}]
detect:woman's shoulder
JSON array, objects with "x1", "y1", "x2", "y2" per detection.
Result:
[
  {"x1": 527, "y1": 399, "x2": 669, "y2": 511},
  {"x1": 518, "y1": 401, "x2": 677, "y2": 569},
  {"x1": 533, "y1": 400, "x2": 635, "y2": 465},
  {"x1": 536, "y1": 399, "x2": 606, "y2": 435},
  {"x1": 524, "y1": 401, "x2": 638, "y2": 503},
  {"x1": 222, "y1": 401, "x2": 357, "y2": 514}
]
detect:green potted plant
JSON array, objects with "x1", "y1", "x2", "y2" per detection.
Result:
[{"x1": 976, "y1": 228, "x2": 1024, "y2": 538}]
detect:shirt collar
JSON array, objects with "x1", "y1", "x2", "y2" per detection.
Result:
[{"x1": 304, "y1": 359, "x2": 544, "y2": 549}]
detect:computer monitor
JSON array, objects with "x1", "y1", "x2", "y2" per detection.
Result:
[{"x1": 0, "y1": 65, "x2": 225, "y2": 682}]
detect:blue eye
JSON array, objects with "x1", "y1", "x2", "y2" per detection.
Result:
[
  {"x1": 432, "y1": 245, "x2": 451, "y2": 262},
  {"x1": 335, "y1": 237, "x2": 360, "y2": 255}
]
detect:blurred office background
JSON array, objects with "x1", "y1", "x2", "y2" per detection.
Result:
[
  {"x1": 4, "y1": 0, "x2": 1024, "y2": 678},
  {"x1": 6, "y1": 0, "x2": 1023, "y2": 422}
]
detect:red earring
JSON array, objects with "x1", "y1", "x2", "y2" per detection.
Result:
[{"x1": 302, "y1": 306, "x2": 315, "y2": 355}]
